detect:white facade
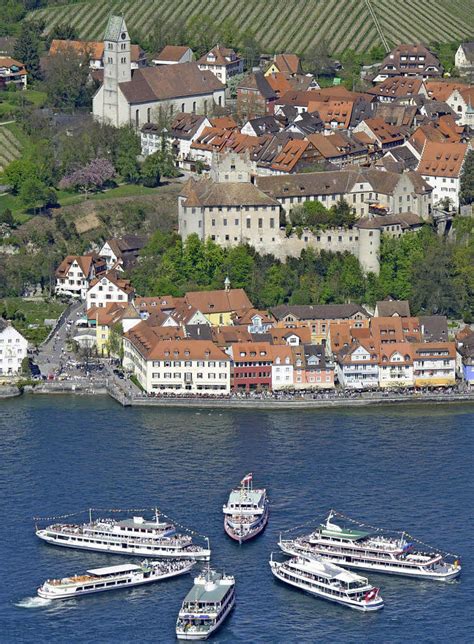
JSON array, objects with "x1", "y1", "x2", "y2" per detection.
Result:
[
  {"x1": 379, "y1": 352, "x2": 414, "y2": 388},
  {"x1": 86, "y1": 275, "x2": 132, "y2": 310},
  {"x1": 455, "y1": 44, "x2": 473, "y2": 72},
  {"x1": 271, "y1": 358, "x2": 294, "y2": 390},
  {"x1": 55, "y1": 260, "x2": 92, "y2": 300},
  {"x1": 198, "y1": 50, "x2": 243, "y2": 84},
  {"x1": 0, "y1": 323, "x2": 28, "y2": 376},
  {"x1": 420, "y1": 174, "x2": 461, "y2": 209},
  {"x1": 99, "y1": 241, "x2": 119, "y2": 270},
  {"x1": 141, "y1": 117, "x2": 211, "y2": 160},
  {"x1": 446, "y1": 88, "x2": 474, "y2": 127},
  {"x1": 337, "y1": 345, "x2": 379, "y2": 389},
  {"x1": 122, "y1": 339, "x2": 231, "y2": 395},
  {"x1": 413, "y1": 355, "x2": 456, "y2": 386}
]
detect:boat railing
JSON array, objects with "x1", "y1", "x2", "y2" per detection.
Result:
[{"x1": 46, "y1": 525, "x2": 200, "y2": 548}]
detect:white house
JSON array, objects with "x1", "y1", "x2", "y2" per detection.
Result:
[
  {"x1": 152, "y1": 45, "x2": 194, "y2": 66},
  {"x1": 446, "y1": 86, "x2": 474, "y2": 127},
  {"x1": 413, "y1": 342, "x2": 456, "y2": 387},
  {"x1": 197, "y1": 45, "x2": 243, "y2": 84},
  {"x1": 0, "y1": 56, "x2": 27, "y2": 89},
  {"x1": 378, "y1": 345, "x2": 414, "y2": 388},
  {"x1": 271, "y1": 345, "x2": 294, "y2": 390},
  {"x1": 0, "y1": 320, "x2": 28, "y2": 376},
  {"x1": 336, "y1": 341, "x2": 379, "y2": 389},
  {"x1": 417, "y1": 141, "x2": 468, "y2": 209},
  {"x1": 86, "y1": 270, "x2": 134, "y2": 310},
  {"x1": 123, "y1": 329, "x2": 230, "y2": 394},
  {"x1": 141, "y1": 113, "x2": 211, "y2": 162},
  {"x1": 455, "y1": 43, "x2": 474, "y2": 74},
  {"x1": 55, "y1": 255, "x2": 105, "y2": 300},
  {"x1": 93, "y1": 16, "x2": 225, "y2": 128}
]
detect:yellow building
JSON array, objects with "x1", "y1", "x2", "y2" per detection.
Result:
[
  {"x1": 87, "y1": 303, "x2": 141, "y2": 356},
  {"x1": 184, "y1": 286, "x2": 252, "y2": 326}
]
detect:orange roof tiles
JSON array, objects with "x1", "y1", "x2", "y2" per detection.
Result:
[
  {"x1": 185, "y1": 289, "x2": 252, "y2": 314},
  {"x1": 417, "y1": 141, "x2": 468, "y2": 178},
  {"x1": 424, "y1": 80, "x2": 465, "y2": 102},
  {"x1": 49, "y1": 39, "x2": 144, "y2": 63}
]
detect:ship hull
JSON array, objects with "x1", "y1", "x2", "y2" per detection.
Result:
[
  {"x1": 224, "y1": 505, "x2": 269, "y2": 543},
  {"x1": 176, "y1": 594, "x2": 235, "y2": 640},
  {"x1": 36, "y1": 530, "x2": 211, "y2": 560},
  {"x1": 37, "y1": 565, "x2": 193, "y2": 600},
  {"x1": 279, "y1": 542, "x2": 460, "y2": 580},
  {"x1": 270, "y1": 564, "x2": 383, "y2": 612}
]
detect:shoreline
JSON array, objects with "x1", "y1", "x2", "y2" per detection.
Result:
[{"x1": 2, "y1": 383, "x2": 473, "y2": 409}]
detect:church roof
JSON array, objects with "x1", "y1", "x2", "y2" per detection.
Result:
[
  {"x1": 119, "y1": 62, "x2": 224, "y2": 104},
  {"x1": 104, "y1": 15, "x2": 125, "y2": 42}
]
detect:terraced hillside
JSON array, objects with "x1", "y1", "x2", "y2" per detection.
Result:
[
  {"x1": 31, "y1": 0, "x2": 473, "y2": 54},
  {"x1": 0, "y1": 125, "x2": 22, "y2": 173}
]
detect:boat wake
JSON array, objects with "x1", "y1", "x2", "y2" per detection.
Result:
[{"x1": 15, "y1": 596, "x2": 52, "y2": 609}]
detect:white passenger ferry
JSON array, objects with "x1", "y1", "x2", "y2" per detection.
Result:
[
  {"x1": 270, "y1": 553, "x2": 383, "y2": 611},
  {"x1": 36, "y1": 510, "x2": 211, "y2": 561},
  {"x1": 176, "y1": 568, "x2": 235, "y2": 640},
  {"x1": 279, "y1": 511, "x2": 461, "y2": 581},
  {"x1": 223, "y1": 474, "x2": 268, "y2": 543},
  {"x1": 38, "y1": 559, "x2": 194, "y2": 600}
]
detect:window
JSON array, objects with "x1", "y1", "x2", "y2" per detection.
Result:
[
  {"x1": 235, "y1": 219, "x2": 239, "y2": 226},
  {"x1": 147, "y1": 107, "x2": 151, "y2": 123},
  {"x1": 270, "y1": 218, "x2": 274, "y2": 228},
  {"x1": 223, "y1": 218, "x2": 227, "y2": 226},
  {"x1": 258, "y1": 218, "x2": 263, "y2": 228},
  {"x1": 135, "y1": 109, "x2": 139, "y2": 127},
  {"x1": 181, "y1": 103, "x2": 185, "y2": 112},
  {"x1": 246, "y1": 218, "x2": 251, "y2": 229}
]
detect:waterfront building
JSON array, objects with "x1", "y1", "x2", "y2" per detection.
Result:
[
  {"x1": 230, "y1": 341, "x2": 273, "y2": 392},
  {"x1": 378, "y1": 344, "x2": 414, "y2": 388},
  {"x1": 271, "y1": 345, "x2": 294, "y2": 390},
  {"x1": 292, "y1": 344, "x2": 335, "y2": 389},
  {"x1": 123, "y1": 325, "x2": 230, "y2": 394},
  {"x1": 412, "y1": 342, "x2": 456, "y2": 387},
  {"x1": 86, "y1": 270, "x2": 135, "y2": 310},
  {"x1": 55, "y1": 254, "x2": 106, "y2": 300},
  {"x1": 335, "y1": 340, "x2": 379, "y2": 389},
  {"x1": 0, "y1": 320, "x2": 28, "y2": 377}
]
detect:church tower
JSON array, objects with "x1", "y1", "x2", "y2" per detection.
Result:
[{"x1": 103, "y1": 15, "x2": 131, "y2": 126}]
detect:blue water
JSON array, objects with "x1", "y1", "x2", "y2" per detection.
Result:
[{"x1": 0, "y1": 396, "x2": 473, "y2": 643}]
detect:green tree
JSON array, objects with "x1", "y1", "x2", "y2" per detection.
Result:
[
  {"x1": 19, "y1": 176, "x2": 48, "y2": 213},
  {"x1": 0, "y1": 208, "x2": 15, "y2": 227},
  {"x1": 13, "y1": 21, "x2": 42, "y2": 80},
  {"x1": 3, "y1": 158, "x2": 37, "y2": 194},
  {"x1": 141, "y1": 152, "x2": 162, "y2": 187},
  {"x1": 240, "y1": 30, "x2": 260, "y2": 70},
  {"x1": 116, "y1": 125, "x2": 141, "y2": 182},
  {"x1": 303, "y1": 40, "x2": 333, "y2": 77},
  {"x1": 44, "y1": 43, "x2": 91, "y2": 109},
  {"x1": 460, "y1": 150, "x2": 474, "y2": 205}
]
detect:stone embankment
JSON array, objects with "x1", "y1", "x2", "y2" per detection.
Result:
[
  {"x1": 110, "y1": 390, "x2": 474, "y2": 410},
  {"x1": 0, "y1": 385, "x2": 21, "y2": 399}
]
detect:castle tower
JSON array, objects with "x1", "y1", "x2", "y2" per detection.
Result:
[{"x1": 103, "y1": 15, "x2": 131, "y2": 126}]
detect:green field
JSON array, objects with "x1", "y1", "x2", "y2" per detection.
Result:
[
  {"x1": 29, "y1": 0, "x2": 474, "y2": 54},
  {"x1": 0, "y1": 297, "x2": 67, "y2": 345}
]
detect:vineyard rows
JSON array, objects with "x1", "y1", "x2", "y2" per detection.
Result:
[
  {"x1": 31, "y1": 0, "x2": 473, "y2": 54},
  {"x1": 0, "y1": 126, "x2": 22, "y2": 173}
]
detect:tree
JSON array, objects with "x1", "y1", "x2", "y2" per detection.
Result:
[
  {"x1": 3, "y1": 158, "x2": 37, "y2": 194},
  {"x1": 460, "y1": 150, "x2": 474, "y2": 205},
  {"x1": 0, "y1": 208, "x2": 14, "y2": 227},
  {"x1": 13, "y1": 21, "x2": 42, "y2": 80},
  {"x1": 19, "y1": 176, "x2": 48, "y2": 213},
  {"x1": 116, "y1": 126, "x2": 141, "y2": 182},
  {"x1": 106, "y1": 322, "x2": 123, "y2": 358},
  {"x1": 141, "y1": 153, "x2": 161, "y2": 187},
  {"x1": 58, "y1": 158, "x2": 115, "y2": 194},
  {"x1": 44, "y1": 44, "x2": 91, "y2": 110},
  {"x1": 303, "y1": 40, "x2": 333, "y2": 77},
  {"x1": 47, "y1": 23, "x2": 77, "y2": 47},
  {"x1": 240, "y1": 30, "x2": 260, "y2": 71}
]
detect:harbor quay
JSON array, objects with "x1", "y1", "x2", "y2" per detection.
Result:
[{"x1": 10, "y1": 380, "x2": 474, "y2": 410}]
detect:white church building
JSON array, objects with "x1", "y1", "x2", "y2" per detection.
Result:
[{"x1": 92, "y1": 16, "x2": 226, "y2": 128}]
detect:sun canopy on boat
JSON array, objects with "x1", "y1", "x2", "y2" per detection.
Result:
[
  {"x1": 319, "y1": 526, "x2": 372, "y2": 540},
  {"x1": 87, "y1": 564, "x2": 142, "y2": 576},
  {"x1": 227, "y1": 489, "x2": 265, "y2": 505}
]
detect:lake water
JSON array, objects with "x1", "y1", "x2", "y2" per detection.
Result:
[{"x1": 0, "y1": 395, "x2": 473, "y2": 643}]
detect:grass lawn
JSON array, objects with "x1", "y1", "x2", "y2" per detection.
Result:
[
  {"x1": 0, "y1": 297, "x2": 67, "y2": 345},
  {"x1": 0, "y1": 88, "x2": 47, "y2": 121},
  {"x1": 0, "y1": 183, "x2": 172, "y2": 221}
]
